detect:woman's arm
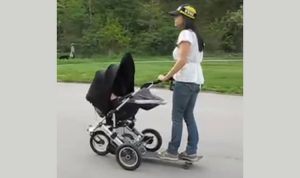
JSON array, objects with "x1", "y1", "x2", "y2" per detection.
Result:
[{"x1": 158, "y1": 41, "x2": 191, "y2": 81}]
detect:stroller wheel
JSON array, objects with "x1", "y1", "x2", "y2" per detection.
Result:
[
  {"x1": 116, "y1": 143, "x2": 141, "y2": 171},
  {"x1": 141, "y1": 128, "x2": 162, "y2": 152},
  {"x1": 90, "y1": 131, "x2": 110, "y2": 156}
]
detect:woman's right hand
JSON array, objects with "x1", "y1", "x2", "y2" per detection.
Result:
[{"x1": 157, "y1": 74, "x2": 168, "y2": 82}]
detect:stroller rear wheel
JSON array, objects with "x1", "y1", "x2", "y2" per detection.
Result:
[
  {"x1": 116, "y1": 143, "x2": 141, "y2": 170},
  {"x1": 141, "y1": 128, "x2": 162, "y2": 152},
  {"x1": 90, "y1": 131, "x2": 110, "y2": 156}
]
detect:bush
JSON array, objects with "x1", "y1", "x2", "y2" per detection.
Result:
[{"x1": 208, "y1": 5, "x2": 243, "y2": 52}]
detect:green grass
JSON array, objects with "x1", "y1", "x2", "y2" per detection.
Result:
[
  {"x1": 57, "y1": 54, "x2": 242, "y2": 65},
  {"x1": 57, "y1": 56, "x2": 243, "y2": 95}
]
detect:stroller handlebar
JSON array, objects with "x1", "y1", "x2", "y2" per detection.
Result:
[
  {"x1": 152, "y1": 80, "x2": 162, "y2": 84},
  {"x1": 152, "y1": 77, "x2": 174, "y2": 84},
  {"x1": 140, "y1": 77, "x2": 174, "y2": 89}
]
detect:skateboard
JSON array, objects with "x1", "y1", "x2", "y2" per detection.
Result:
[{"x1": 142, "y1": 151, "x2": 203, "y2": 169}]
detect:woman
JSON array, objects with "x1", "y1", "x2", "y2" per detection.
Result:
[{"x1": 157, "y1": 4, "x2": 205, "y2": 161}]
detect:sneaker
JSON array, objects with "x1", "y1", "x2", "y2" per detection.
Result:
[
  {"x1": 158, "y1": 150, "x2": 178, "y2": 161},
  {"x1": 179, "y1": 151, "x2": 199, "y2": 161}
]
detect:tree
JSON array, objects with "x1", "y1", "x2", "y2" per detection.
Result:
[
  {"x1": 57, "y1": 0, "x2": 243, "y2": 57},
  {"x1": 208, "y1": 5, "x2": 243, "y2": 52},
  {"x1": 99, "y1": 17, "x2": 131, "y2": 55},
  {"x1": 57, "y1": 0, "x2": 86, "y2": 53}
]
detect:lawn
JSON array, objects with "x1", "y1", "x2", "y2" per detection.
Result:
[{"x1": 57, "y1": 56, "x2": 243, "y2": 95}]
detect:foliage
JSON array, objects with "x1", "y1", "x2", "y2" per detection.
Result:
[
  {"x1": 208, "y1": 5, "x2": 243, "y2": 52},
  {"x1": 57, "y1": 0, "x2": 243, "y2": 56}
]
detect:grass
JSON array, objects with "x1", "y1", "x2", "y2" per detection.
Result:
[
  {"x1": 57, "y1": 56, "x2": 243, "y2": 95},
  {"x1": 57, "y1": 54, "x2": 242, "y2": 65}
]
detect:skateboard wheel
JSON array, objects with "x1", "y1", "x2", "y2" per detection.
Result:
[{"x1": 183, "y1": 162, "x2": 192, "y2": 169}]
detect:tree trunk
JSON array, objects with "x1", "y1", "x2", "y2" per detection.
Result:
[{"x1": 88, "y1": 0, "x2": 92, "y2": 24}]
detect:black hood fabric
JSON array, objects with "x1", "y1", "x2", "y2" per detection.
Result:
[{"x1": 86, "y1": 53, "x2": 135, "y2": 115}]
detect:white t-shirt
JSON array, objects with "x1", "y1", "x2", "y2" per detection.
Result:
[{"x1": 172, "y1": 29, "x2": 204, "y2": 85}]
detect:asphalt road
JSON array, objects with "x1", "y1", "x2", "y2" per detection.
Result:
[{"x1": 57, "y1": 83, "x2": 243, "y2": 178}]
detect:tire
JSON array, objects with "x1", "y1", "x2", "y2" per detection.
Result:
[
  {"x1": 116, "y1": 143, "x2": 141, "y2": 171},
  {"x1": 90, "y1": 131, "x2": 110, "y2": 156},
  {"x1": 141, "y1": 128, "x2": 162, "y2": 152}
]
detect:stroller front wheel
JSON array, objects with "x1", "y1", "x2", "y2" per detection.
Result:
[
  {"x1": 90, "y1": 131, "x2": 110, "y2": 156},
  {"x1": 116, "y1": 143, "x2": 141, "y2": 170}
]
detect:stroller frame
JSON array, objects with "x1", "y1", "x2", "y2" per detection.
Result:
[
  {"x1": 88, "y1": 89, "x2": 144, "y2": 147},
  {"x1": 87, "y1": 81, "x2": 164, "y2": 170}
]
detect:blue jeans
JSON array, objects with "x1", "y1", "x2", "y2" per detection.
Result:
[{"x1": 167, "y1": 81, "x2": 200, "y2": 155}]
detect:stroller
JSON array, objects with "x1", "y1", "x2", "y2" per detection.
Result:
[{"x1": 86, "y1": 53, "x2": 165, "y2": 170}]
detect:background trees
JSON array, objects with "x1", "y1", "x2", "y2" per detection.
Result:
[{"x1": 57, "y1": 0, "x2": 243, "y2": 57}]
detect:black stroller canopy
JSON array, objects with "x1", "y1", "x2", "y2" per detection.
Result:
[{"x1": 86, "y1": 53, "x2": 135, "y2": 115}]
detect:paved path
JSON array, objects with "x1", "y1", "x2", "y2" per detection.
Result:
[{"x1": 57, "y1": 83, "x2": 243, "y2": 178}]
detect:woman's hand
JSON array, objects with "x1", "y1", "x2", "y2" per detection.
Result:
[{"x1": 157, "y1": 74, "x2": 169, "y2": 82}]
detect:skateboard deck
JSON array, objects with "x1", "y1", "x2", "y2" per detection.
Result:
[{"x1": 142, "y1": 151, "x2": 203, "y2": 169}]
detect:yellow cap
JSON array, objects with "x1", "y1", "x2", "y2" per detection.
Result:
[{"x1": 168, "y1": 4, "x2": 197, "y2": 19}]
